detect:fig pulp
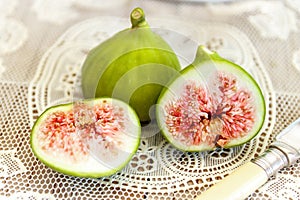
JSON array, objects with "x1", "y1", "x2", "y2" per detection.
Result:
[
  {"x1": 81, "y1": 7, "x2": 181, "y2": 122},
  {"x1": 30, "y1": 98, "x2": 141, "y2": 178},
  {"x1": 156, "y1": 46, "x2": 266, "y2": 152}
]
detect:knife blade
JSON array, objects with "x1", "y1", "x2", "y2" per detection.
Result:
[{"x1": 194, "y1": 117, "x2": 300, "y2": 200}]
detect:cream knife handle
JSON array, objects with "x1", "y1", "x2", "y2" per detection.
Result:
[
  {"x1": 194, "y1": 162, "x2": 268, "y2": 200},
  {"x1": 195, "y1": 147, "x2": 291, "y2": 200}
]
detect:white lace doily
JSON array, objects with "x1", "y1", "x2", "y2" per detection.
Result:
[{"x1": 26, "y1": 17, "x2": 276, "y2": 199}]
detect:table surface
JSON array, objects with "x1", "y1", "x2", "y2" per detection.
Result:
[{"x1": 1, "y1": 0, "x2": 300, "y2": 199}]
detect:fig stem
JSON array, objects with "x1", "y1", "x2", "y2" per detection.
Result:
[
  {"x1": 192, "y1": 45, "x2": 222, "y2": 64},
  {"x1": 196, "y1": 45, "x2": 214, "y2": 58},
  {"x1": 131, "y1": 7, "x2": 148, "y2": 28}
]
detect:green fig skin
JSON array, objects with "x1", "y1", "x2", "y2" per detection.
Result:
[
  {"x1": 156, "y1": 46, "x2": 266, "y2": 152},
  {"x1": 81, "y1": 8, "x2": 181, "y2": 122}
]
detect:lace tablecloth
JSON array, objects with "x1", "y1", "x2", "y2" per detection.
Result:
[{"x1": 1, "y1": 0, "x2": 300, "y2": 199}]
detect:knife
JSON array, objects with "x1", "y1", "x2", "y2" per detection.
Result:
[{"x1": 194, "y1": 117, "x2": 300, "y2": 200}]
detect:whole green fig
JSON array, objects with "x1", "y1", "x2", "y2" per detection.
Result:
[{"x1": 81, "y1": 7, "x2": 181, "y2": 122}]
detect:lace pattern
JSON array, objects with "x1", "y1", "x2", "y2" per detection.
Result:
[
  {"x1": 0, "y1": 18, "x2": 28, "y2": 54},
  {"x1": 1, "y1": 0, "x2": 299, "y2": 199},
  {"x1": 0, "y1": 150, "x2": 27, "y2": 177}
]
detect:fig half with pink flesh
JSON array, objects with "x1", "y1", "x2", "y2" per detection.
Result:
[
  {"x1": 156, "y1": 46, "x2": 266, "y2": 152},
  {"x1": 30, "y1": 98, "x2": 141, "y2": 178}
]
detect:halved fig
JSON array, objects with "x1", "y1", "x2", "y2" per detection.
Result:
[
  {"x1": 30, "y1": 98, "x2": 141, "y2": 178},
  {"x1": 156, "y1": 46, "x2": 266, "y2": 152}
]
